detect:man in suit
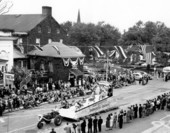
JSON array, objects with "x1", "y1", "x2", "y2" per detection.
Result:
[
  {"x1": 81, "y1": 119, "x2": 86, "y2": 133},
  {"x1": 98, "y1": 116, "x2": 103, "y2": 132},
  {"x1": 134, "y1": 104, "x2": 138, "y2": 118},
  {"x1": 139, "y1": 104, "x2": 143, "y2": 118},
  {"x1": 93, "y1": 116, "x2": 98, "y2": 133},
  {"x1": 88, "y1": 116, "x2": 93, "y2": 133},
  {"x1": 118, "y1": 111, "x2": 123, "y2": 129}
]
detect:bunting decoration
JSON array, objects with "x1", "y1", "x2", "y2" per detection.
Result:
[
  {"x1": 70, "y1": 58, "x2": 79, "y2": 69},
  {"x1": 79, "y1": 57, "x2": 84, "y2": 65},
  {"x1": 62, "y1": 58, "x2": 70, "y2": 67}
]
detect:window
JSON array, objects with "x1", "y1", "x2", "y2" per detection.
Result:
[
  {"x1": 56, "y1": 29, "x2": 60, "y2": 34},
  {"x1": 49, "y1": 62, "x2": 53, "y2": 72},
  {"x1": 19, "y1": 38, "x2": 23, "y2": 43},
  {"x1": 36, "y1": 38, "x2": 40, "y2": 46},
  {"x1": 38, "y1": 26, "x2": 41, "y2": 33},
  {"x1": 48, "y1": 39, "x2": 52, "y2": 43},
  {"x1": 48, "y1": 26, "x2": 51, "y2": 33}
]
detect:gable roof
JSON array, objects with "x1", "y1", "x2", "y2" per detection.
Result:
[
  {"x1": 28, "y1": 42, "x2": 85, "y2": 58},
  {"x1": 13, "y1": 48, "x2": 26, "y2": 59},
  {"x1": 0, "y1": 14, "x2": 47, "y2": 32}
]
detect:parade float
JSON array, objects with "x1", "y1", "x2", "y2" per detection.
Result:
[{"x1": 37, "y1": 83, "x2": 119, "y2": 128}]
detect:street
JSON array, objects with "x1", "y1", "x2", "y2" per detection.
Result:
[{"x1": 0, "y1": 78, "x2": 170, "y2": 133}]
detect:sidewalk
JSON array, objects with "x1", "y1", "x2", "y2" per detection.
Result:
[{"x1": 99, "y1": 110, "x2": 170, "y2": 133}]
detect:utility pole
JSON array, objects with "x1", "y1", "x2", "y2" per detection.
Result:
[{"x1": 106, "y1": 50, "x2": 109, "y2": 81}]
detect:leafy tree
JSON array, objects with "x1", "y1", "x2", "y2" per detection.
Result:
[{"x1": 61, "y1": 22, "x2": 121, "y2": 49}]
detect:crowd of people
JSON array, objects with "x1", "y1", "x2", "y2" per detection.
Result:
[
  {"x1": 57, "y1": 92, "x2": 170, "y2": 133},
  {"x1": 0, "y1": 68, "x2": 150, "y2": 117},
  {"x1": 0, "y1": 79, "x2": 94, "y2": 116}
]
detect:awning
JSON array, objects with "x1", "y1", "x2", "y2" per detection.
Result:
[{"x1": 69, "y1": 69, "x2": 83, "y2": 77}]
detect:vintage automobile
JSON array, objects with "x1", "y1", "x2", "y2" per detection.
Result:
[
  {"x1": 58, "y1": 84, "x2": 118, "y2": 121},
  {"x1": 37, "y1": 110, "x2": 62, "y2": 129}
]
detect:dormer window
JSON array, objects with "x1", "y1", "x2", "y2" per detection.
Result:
[
  {"x1": 48, "y1": 38, "x2": 52, "y2": 43},
  {"x1": 38, "y1": 26, "x2": 41, "y2": 33},
  {"x1": 36, "y1": 38, "x2": 40, "y2": 46},
  {"x1": 48, "y1": 26, "x2": 51, "y2": 33}
]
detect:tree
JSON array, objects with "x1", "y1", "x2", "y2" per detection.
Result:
[
  {"x1": 121, "y1": 20, "x2": 170, "y2": 51},
  {"x1": 61, "y1": 22, "x2": 121, "y2": 48},
  {"x1": 0, "y1": 0, "x2": 13, "y2": 14}
]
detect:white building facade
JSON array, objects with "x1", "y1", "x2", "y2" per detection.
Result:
[{"x1": 0, "y1": 31, "x2": 17, "y2": 72}]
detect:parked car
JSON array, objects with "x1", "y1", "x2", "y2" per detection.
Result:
[
  {"x1": 134, "y1": 71, "x2": 153, "y2": 80},
  {"x1": 133, "y1": 72, "x2": 143, "y2": 80}
]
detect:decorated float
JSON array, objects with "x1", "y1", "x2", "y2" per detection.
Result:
[
  {"x1": 37, "y1": 83, "x2": 119, "y2": 128},
  {"x1": 58, "y1": 83, "x2": 118, "y2": 120}
]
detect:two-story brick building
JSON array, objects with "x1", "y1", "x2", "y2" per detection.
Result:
[{"x1": 0, "y1": 6, "x2": 66, "y2": 54}]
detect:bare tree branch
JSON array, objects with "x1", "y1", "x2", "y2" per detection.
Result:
[
  {"x1": 0, "y1": 0, "x2": 13, "y2": 15},
  {"x1": 1, "y1": 2, "x2": 13, "y2": 14}
]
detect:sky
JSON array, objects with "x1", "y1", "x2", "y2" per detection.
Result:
[{"x1": 5, "y1": 0, "x2": 170, "y2": 33}]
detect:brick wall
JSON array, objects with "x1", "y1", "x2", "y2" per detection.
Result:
[
  {"x1": 21, "y1": 16, "x2": 66, "y2": 53},
  {"x1": 30, "y1": 56, "x2": 83, "y2": 82}
]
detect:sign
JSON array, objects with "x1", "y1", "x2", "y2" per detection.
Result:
[
  {"x1": 76, "y1": 96, "x2": 118, "y2": 119},
  {"x1": 4, "y1": 73, "x2": 14, "y2": 81}
]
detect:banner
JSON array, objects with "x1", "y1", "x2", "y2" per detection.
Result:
[
  {"x1": 79, "y1": 57, "x2": 84, "y2": 65},
  {"x1": 70, "y1": 58, "x2": 79, "y2": 69},
  {"x1": 62, "y1": 58, "x2": 70, "y2": 67}
]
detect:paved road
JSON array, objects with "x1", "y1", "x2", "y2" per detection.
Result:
[{"x1": 0, "y1": 78, "x2": 170, "y2": 133}]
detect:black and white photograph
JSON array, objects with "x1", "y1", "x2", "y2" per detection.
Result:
[{"x1": 0, "y1": 0, "x2": 170, "y2": 133}]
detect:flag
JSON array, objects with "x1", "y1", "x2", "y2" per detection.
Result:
[
  {"x1": 93, "y1": 45, "x2": 104, "y2": 57},
  {"x1": 140, "y1": 45, "x2": 154, "y2": 65},
  {"x1": 114, "y1": 46, "x2": 127, "y2": 60},
  {"x1": 90, "y1": 46, "x2": 104, "y2": 58}
]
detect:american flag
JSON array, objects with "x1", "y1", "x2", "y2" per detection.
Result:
[{"x1": 140, "y1": 45, "x2": 154, "y2": 65}]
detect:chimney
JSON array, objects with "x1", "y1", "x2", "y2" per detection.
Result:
[{"x1": 42, "y1": 6, "x2": 52, "y2": 16}]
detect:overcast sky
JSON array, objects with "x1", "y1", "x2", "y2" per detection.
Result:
[{"x1": 7, "y1": 0, "x2": 170, "y2": 33}]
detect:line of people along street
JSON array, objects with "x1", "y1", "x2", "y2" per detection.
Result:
[{"x1": 59, "y1": 92, "x2": 170, "y2": 133}]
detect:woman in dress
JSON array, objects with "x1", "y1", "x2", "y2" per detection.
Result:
[
  {"x1": 106, "y1": 114, "x2": 110, "y2": 130},
  {"x1": 110, "y1": 113, "x2": 114, "y2": 129}
]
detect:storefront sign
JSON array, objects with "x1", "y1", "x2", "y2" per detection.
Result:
[{"x1": 5, "y1": 73, "x2": 14, "y2": 81}]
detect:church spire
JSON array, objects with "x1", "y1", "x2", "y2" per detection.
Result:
[{"x1": 77, "y1": 9, "x2": 81, "y2": 23}]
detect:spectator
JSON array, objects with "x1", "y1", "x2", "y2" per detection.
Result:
[
  {"x1": 64, "y1": 123, "x2": 71, "y2": 133},
  {"x1": 88, "y1": 116, "x2": 93, "y2": 133},
  {"x1": 118, "y1": 110, "x2": 124, "y2": 129},
  {"x1": 93, "y1": 116, "x2": 98, "y2": 133},
  {"x1": 81, "y1": 119, "x2": 86, "y2": 133},
  {"x1": 50, "y1": 128, "x2": 56, "y2": 133},
  {"x1": 98, "y1": 116, "x2": 103, "y2": 132}
]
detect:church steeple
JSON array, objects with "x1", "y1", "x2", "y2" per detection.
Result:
[{"x1": 77, "y1": 9, "x2": 81, "y2": 23}]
